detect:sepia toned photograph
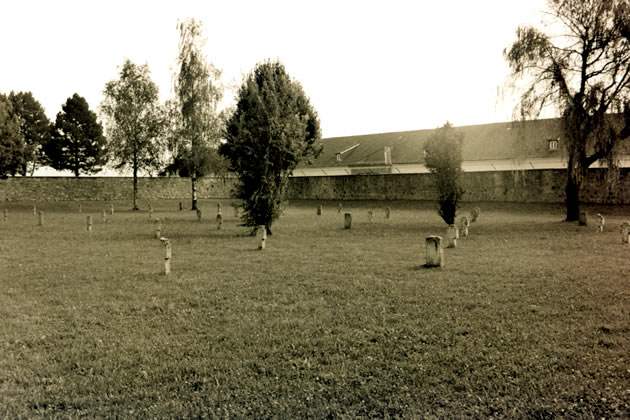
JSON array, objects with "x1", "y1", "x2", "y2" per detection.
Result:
[{"x1": 1, "y1": 0, "x2": 629, "y2": 417}]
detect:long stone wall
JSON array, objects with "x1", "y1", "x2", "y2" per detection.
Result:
[
  {"x1": 288, "y1": 168, "x2": 630, "y2": 204},
  {"x1": 0, "y1": 176, "x2": 236, "y2": 202},
  {"x1": 1, "y1": 169, "x2": 628, "y2": 203}
]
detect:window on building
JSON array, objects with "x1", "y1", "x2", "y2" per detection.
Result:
[{"x1": 548, "y1": 138, "x2": 559, "y2": 150}]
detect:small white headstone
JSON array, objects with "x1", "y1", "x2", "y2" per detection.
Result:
[
  {"x1": 471, "y1": 207, "x2": 480, "y2": 223},
  {"x1": 102, "y1": 210, "x2": 106, "y2": 222},
  {"x1": 460, "y1": 216, "x2": 469, "y2": 237},
  {"x1": 160, "y1": 237, "x2": 171, "y2": 275},
  {"x1": 621, "y1": 222, "x2": 630, "y2": 245},
  {"x1": 38, "y1": 211, "x2": 44, "y2": 226},
  {"x1": 33, "y1": 205, "x2": 37, "y2": 215},
  {"x1": 110, "y1": 204, "x2": 114, "y2": 216},
  {"x1": 86, "y1": 215, "x2": 93, "y2": 232},
  {"x1": 258, "y1": 226, "x2": 267, "y2": 250},
  {"x1": 446, "y1": 224, "x2": 458, "y2": 248},
  {"x1": 597, "y1": 214, "x2": 605, "y2": 233}
]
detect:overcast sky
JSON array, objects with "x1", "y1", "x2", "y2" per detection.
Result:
[{"x1": 1, "y1": 0, "x2": 548, "y2": 139}]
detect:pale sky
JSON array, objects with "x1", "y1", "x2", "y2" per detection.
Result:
[{"x1": 1, "y1": 0, "x2": 548, "y2": 139}]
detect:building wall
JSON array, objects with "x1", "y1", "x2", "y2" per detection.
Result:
[{"x1": 1, "y1": 169, "x2": 628, "y2": 203}]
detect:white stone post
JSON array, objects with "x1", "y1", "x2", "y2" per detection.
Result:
[
  {"x1": 385, "y1": 207, "x2": 391, "y2": 219},
  {"x1": 258, "y1": 226, "x2": 267, "y2": 250},
  {"x1": 86, "y1": 215, "x2": 93, "y2": 232},
  {"x1": 38, "y1": 211, "x2": 44, "y2": 226},
  {"x1": 110, "y1": 204, "x2": 114, "y2": 216},
  {"x1": 33, "y1": 205, "x2": 37, "y2": 215},
  {"x1": 217, "y1": 203, "x2": 221, "y2": 213},
  {"x1": 196, "y1": 209, "x2": 202, "y2": 222},
  {"x1": 579, "y1": 211, "x2": 588, "y2": 226},
  {"x1": 102, "y1": 210, "x2": 107, "y2": 222},
  {"x1": 621, "y1": 222, "x2": 630, "y2": 245},
  {"x1": 446, "y1": 224, "x2": 458, "y2": 248},
  {"x1": 425, "y1": 236, "x2": 444, "y2": 268},
  {"x1": 344, "y1": 213, "x2": 352, "y2": 229},
  {"x1": 597, "y1": 214, "x2": 605, "y2": 233},
  {"x1": 460, "y1": 216, "x2": 469, "y2": 238},
  {"x1": 161, "y1": 238, "x2": 171, "y2": 275},
  {"x1": 317, "y1": 205, "x2": 322, "y2": 216},
  {"x1": 471, "y1": 207, "x2": 480, "y2": 223}
]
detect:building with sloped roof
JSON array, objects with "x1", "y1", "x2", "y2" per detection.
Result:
[{"x1": 294, "y1": 118, "x2": 630, "y2": 177}]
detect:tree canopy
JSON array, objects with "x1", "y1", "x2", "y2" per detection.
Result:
[
  {"x1": 45, "y1": 94, "x2": 107, "y2": 177},
  {"x1": 423, "y1": 122, "x2": 465, "y2": 225},
  {"x1": 504, "y1": 0, "x2": 630, "y2": 220},
  {"x1": 220, "y1": 60, "x2": 322, "y2": 234},
  {"x1": 9, "y1": 91, "x2": 51, "y2": 176},
  {"x1": 101, "y1": 59, "x2": 166, "y2": 209},
  {"x1": 0, "y1": 93, "x2": 24, "y2": 177},
  {"x1": 168, "y1": 18, "x2": 225, "y2": 210}
]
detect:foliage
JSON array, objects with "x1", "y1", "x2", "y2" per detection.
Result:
[
  {"x1": 8, "y1": 91, "x2": 51, "y2": 176},
  {"x1": 168, "y1": 18, "x2": 225, "y2": 210},
  {"x1": 0, "y1": 93, "x2": 24, "y2": 177},
  {"x1": 220, "y1": 60, "x2": 322, "y2": 233},
  {"x1": 423, "y1": 122, "x2": 465, "y2": 225},
  {"x1": 101, "y1": 59, "x2": 167, "y2": 209},
  {"x1": 504, "y1": 0, "x2": 630, "y2": 221},
  {"x1": 45, "y1": 94, "x2": 107, "y2": 177}
]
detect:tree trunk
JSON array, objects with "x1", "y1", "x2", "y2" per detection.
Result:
[
  {"x1": 191, "y1": 171, "x2": 198, "y2": 211},
  {"x1": 565, "y1": 175, "x2": 580, "y2": 221},
  {"x1": 132, "y1": 165, "x2": 139, "y2": 211}
]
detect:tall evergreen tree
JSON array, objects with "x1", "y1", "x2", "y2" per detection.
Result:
[
  {"x1": 101, "y1": 59, "x2": 166, "y2": 210},
  {"x1": 220, "y1": 60, "x2": 322, "y2": 235},
  {"x1": 46, "y1": 94, "x2": 107, "y2": 176}
]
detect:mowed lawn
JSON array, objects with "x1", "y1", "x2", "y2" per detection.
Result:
[{"x1": 1, "y1": 199, "x2": 629, "y2": 418}]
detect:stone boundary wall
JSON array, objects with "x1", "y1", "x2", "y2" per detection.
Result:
[
  {"x1": 1, "y1": 169, "x2": 628, "y2": 203},
  {"x1": 0, "y1": 176, "x2": 236, "y2": 202},
  {"x1": 288, "y1": 168, "x2": 630, "y2": 204}
]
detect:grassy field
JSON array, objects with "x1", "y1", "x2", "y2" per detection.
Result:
[{"x1": 1, "y1": 199, "x2": 630, "y2": 418}]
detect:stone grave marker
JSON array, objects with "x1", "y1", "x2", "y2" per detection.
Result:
[
  {"x1": 367, "y1": 211, "x2": 373, "y2": 222},
  {"x1": 471, "y1": 207, "x2": 480, "y2": 223},
  {"x1": 344, "y1": 213, "x2": 352, "y2": 229},
  {"x1": 258, "y1": 226, "x2": 267, "y2": 250},
  {"x1": 460, "y1": 216, "x2": 469, "y2": 237},
  {"x1": 155, "y1": 219, "x2": 161, "y2": 239},
  {"x1": 216, "y1": 213, "x2": 223, "y2": 230},
  {"x1": 33, "y1": 205, "x2": 37, "y2": 215},
  {"x1": 621, "y1": 222, "x2": 630, "y2": 244},
  {"x1": 86, "y1": 215, "x2": 93, "y2": 232},
  {"x1": 110, "y1": 204, "x2": 114, "y2": 216},
  {"x1": 160, "y1": 237, "x2": 171, "y2": 275},
  {"x1": 425, "y1": 236, "x2": 444, "y2": 268},
  {"x1": 196, "y1": 209, "x2": 202, "y2": 222},
  {"x1": 179, "y1": 202, "x2": 183, "y2": 211},
  {"x1": 579, "y1": 211, "x2": 588, "y2": 226},
  {"x1": 38, "y1": 211, "x2": 44, "y2": 226},
  {"x1": 597, "y1": 214, "x2": 605, "y2": 233},
  {"x1": 102, "y1": 210, "x2": 107, "y2": 222},
  {"x1": 446, "y1": 224, "x2": 459, "y2": 248},
  {"x1": 337, "y1": 203, "x2": 343, "y2": 213},
  {"x1": 217, "y1": 203, "x2": 222, "y2": 213},
  {"x1": 79, "y1": 204, "x2": 82, "y2": 213},
  {"x1": 149, "y1": 209, "x2": 154, "y2": 220},
  {"x1": 3, "y1": 209, "x2": 7, "y2": 222},
  {"x1": 317, "y1": 205, "x2": 322, "y2": 216},
  {"x1": 385, "y1": 207, "x2": 391, "y2": 219}
]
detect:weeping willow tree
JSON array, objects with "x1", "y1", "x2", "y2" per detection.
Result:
[
  {"x1": 504, "y1": 0, "x2": 630, "y2": 221},
  {"x1": 169, "y1": 18, "x2": 224, "y2": 211}
]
